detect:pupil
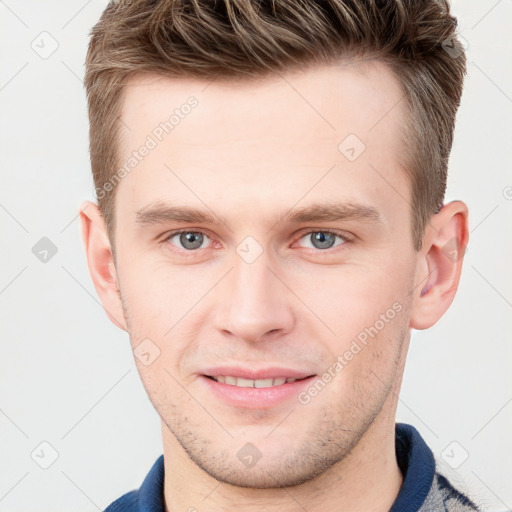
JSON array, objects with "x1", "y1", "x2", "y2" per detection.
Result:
[
  {"x1": 312, "y1": 232, "x2": 334, "y2": 249},
  {"x1": 181, "y1": 232, "x2": 203, "y2": 249}
]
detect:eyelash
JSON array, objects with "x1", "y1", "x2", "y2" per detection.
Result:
[{"x1": 161, "y1": 229, "x2": 353, "y2": 257}]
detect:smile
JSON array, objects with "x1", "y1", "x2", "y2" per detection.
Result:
[{"x1": 206, "y1": 375, "x2": 305, "y2": 387}]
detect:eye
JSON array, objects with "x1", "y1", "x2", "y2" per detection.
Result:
[
  {"x1": 296, "y1": 230, "x2": 349, "y2": 250},
  {"x1": 167, "y1": 231, "x2": 212, "y2": 251}
]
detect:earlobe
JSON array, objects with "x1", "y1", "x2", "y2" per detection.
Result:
[
  {"x1": 79, "y1": 200, "x2": 127, "y2": 331},
  {"x1": 410, "y1": 200, "x2": 469, "y2": 330}
]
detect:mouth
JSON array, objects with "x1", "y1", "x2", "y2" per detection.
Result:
[
  {"x1": 203, "y1": 375, "x2": 312, "y2": 388},
  {"x1": 200, "y1": 373, "x2": 317, "y2": 409}
]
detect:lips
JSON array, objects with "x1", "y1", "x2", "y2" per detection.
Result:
[
  {"x1": 199, "y1": 366, "x2": 317, "y2": 408},
  {"x1": 201, "y1": 366, "x2": 314, "y2": 381},
  {"x1": 205, "y1": 375, "x2": 307, "y2": 388},
  {"x1": 200, "y1": 372, "x2": 317, "y2": 409}
]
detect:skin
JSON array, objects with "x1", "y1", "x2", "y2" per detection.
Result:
[{"x1": 80, "y1": 60, "x2": 469, "y2": 512}]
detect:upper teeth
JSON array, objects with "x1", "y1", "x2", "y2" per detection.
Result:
[{"x1": 211, "y1": 376, "x2": 297, "y2": 388}]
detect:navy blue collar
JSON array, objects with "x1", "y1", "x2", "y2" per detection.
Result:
[
  {"x1": 390, "y1": 423, "x2": 435, "y2": 511},
  {"x1": 104, "y1": 423, "x2": 435, "y2": 511}
]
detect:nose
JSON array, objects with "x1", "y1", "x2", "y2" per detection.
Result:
[{"x1": 213, "y1": 247, "x2": 295, "y2": 344}]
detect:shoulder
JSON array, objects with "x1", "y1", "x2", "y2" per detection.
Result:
[
  {"x1": 102, "y1": 454, "x2": 165, "y2": 512},
  {"x1": 103, "y1": 490, "x2": 138, "y2": 512},
  {"x1": 419, "y1": 471, "x2": 483, "y2": 512},
  {"x1": 393, "y1": 424, "x2": 484, "y2": 512}
]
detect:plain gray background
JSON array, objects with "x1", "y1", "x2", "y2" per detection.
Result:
[{"x1": 1, "y1": 1, "x2": 511, "y2": 510}]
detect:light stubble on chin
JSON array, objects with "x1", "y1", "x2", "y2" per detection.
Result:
[{"x1": 158, "y1": 336, "x2": 406, "y2": 490}]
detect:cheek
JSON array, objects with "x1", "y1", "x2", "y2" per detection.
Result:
[
  {"x1": 118, "y1": 260, "x2": 215, "y2": 385},
  {"x1": 296, "y1": 262, "x2": 412, "y2": 388},
  {"x1": 118, "y1": 257, "x2": 212, "y2": 332},
  {"x1": 299, "y1": 260, "x2": 411, "y2": 330}
]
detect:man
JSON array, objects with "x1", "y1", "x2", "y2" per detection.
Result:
[{"x1": 79, "y1": 0, "x2": 482, "y2": 510}]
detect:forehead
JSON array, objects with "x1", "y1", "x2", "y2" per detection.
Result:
[
  {"x1": 115, "y1": 61, "x2": 410, "y2": 228},
  {"x1": 119, "y1": 59, "x2": 406, "y2": 147}
]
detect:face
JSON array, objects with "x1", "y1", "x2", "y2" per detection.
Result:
[{"x1": 111, "y1": 61, "x2": 419, "y2": 487}]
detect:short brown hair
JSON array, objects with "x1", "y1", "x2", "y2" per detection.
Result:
[{"x1": 84, "y1": 0, "x2": 466, "y2": 252}]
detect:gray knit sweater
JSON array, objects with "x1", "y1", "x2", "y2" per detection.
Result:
[{"x1": 418, "y1": 472, "x2": 481, "y2": 511}]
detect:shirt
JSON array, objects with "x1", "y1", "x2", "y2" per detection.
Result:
[{"x1": 104, "y1": 423, "x2": 481, "y2": 511}]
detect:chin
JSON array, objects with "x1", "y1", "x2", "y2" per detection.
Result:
[
  {"x1": 189, "y1": 444, "x2": 343, "y2": 489},
  {"x1": 203, "y1": 463, "x2": 322, "y2": 489}
]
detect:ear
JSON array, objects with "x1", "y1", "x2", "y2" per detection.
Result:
[
  {"x1": 410, "y1": 200, "x2": 469, "y2": 330},
  {"x1": 79, "y1": 200, "x2": 127, "y2": 331}
]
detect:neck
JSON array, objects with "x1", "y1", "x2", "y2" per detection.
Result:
[{"x1": 161, "y1": 407, "x2": 403, "y2": 512}]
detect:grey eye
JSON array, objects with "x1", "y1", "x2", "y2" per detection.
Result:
[
  {"x1": 299, "y1": 231, "x2": 346, "y2": 250},
  {"x1": 310, "y1": 232, "x2": 336, "y2": 249},
  {"x1": 173, "y1": 232, "x2": 206, "y2": 250}
]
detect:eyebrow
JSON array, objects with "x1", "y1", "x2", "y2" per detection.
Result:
[{"x1": 134, "y1": 201, "x2": 383, "y2": 229}]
